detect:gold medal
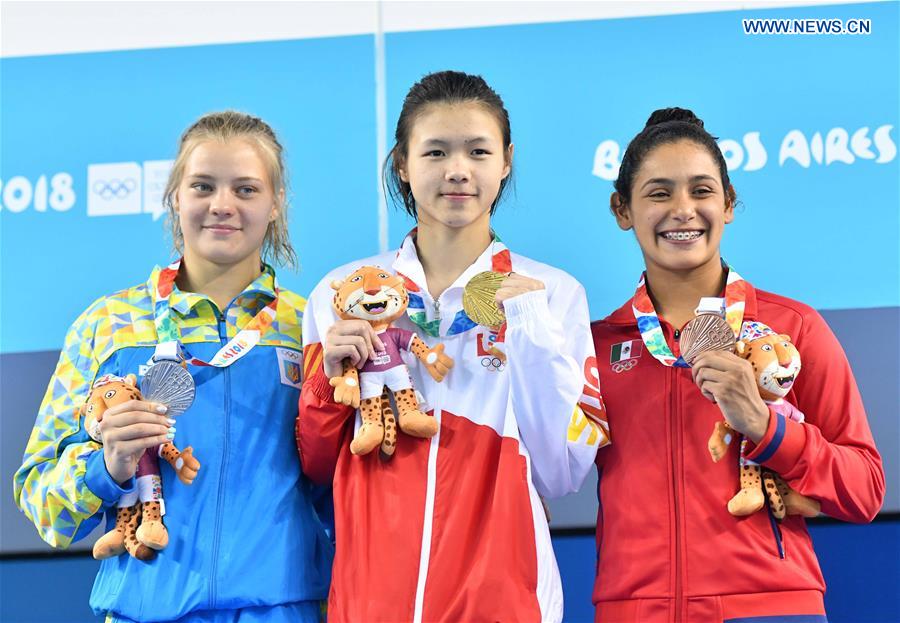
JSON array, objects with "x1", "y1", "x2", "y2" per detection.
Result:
[
  {"x1": 680, "y1": 313, "x2": 736, "y2": 365},
  {"x1": 463, "y1": 271, "x2": 507, "y2": 328}
]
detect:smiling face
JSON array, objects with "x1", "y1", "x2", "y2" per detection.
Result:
[
  {"x1": 398, "y1": 102, "x2": 512, "y2": 234},
  {"x1": 332, "y1": 266, "x2": 410, "y2": 328},
  {"x1": 612, "y1": 139, "x2": 734, "y2": 278},
  {"x1": 175, "y1": 138, "x2": 280, "y2": 273}
]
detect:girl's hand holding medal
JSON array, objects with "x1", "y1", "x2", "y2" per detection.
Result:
[
  {"x1": 691, "y1": 350, "x2": 770, "y2": 443},
  {"x1": 495, "y1": 273, "x2": 545, "y2": 308},
  {"x1": 100, "y1": 400, "x2": 172, "y2": 485}
]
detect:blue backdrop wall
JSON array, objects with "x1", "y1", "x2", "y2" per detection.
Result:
[{"x1": 2, "y1": 2, "x2": 898, "y2": 621}]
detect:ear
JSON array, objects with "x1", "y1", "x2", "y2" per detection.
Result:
[
  {"x1": 724, "y1": 185, "x2": 736, "y2": 224},
  {"x1": 778, "y1": 334, "x2": 791, "y2": 342},
  {"x1": 330, "y1": 279, "x2": 344, "y2": 291},
  {"x1": 396, "y1": 154, "x2": 409, "y2": 184},
  {"x1": 271, "y1": 188, "x2": 284, "y2": 222},
  {"x1": 502, "y1": 143, "x2": 514, "y2": 180},
  {"x1": 735, "y1": 340, "x2": 748, "y2": 356},
  {"x1": 125, "y1": 374, "x2": 137, "y2": 386},
  {"x1": 610, "y1": 192, "x2": 632, "y2": 231}
]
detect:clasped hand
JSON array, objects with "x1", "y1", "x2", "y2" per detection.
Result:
[
  {"x1": 98, "y1": 400, "x2": 172, "y2": 485},
  {"x1": 690, "y1": 350, "x2": 770, "y2": 443}
]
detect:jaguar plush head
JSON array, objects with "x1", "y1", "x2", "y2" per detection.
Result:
[
  {"x1": 81, "y1": 374, "x2": 141, "y2": 442},
  {"x1": 735, "y1": 321, "x2": 801, "y2": 402},
  {"x1": 331, "y1": 266, "x2": 409, "y2": 329}
]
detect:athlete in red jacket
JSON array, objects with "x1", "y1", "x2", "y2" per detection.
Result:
[{"x1": 591, "y1": 108, "x2": 884, "y2": 622}]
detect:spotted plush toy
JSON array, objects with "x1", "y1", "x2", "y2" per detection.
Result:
[
  {"x1": 330, "y1": 266, "x2": 454, "y2": 457},
  {"x1": 81, "y1": 373, "x2": 200, "y2": 561},
  {"x1": 707, "y1": 322, "x2": 820, "y2": 519}
]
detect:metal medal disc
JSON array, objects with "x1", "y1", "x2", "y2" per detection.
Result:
[
  {"x1": 679, "y1": 313, "x2": 736, "y2": 366},
  {"x1": 463, "y1": 271, "x2": 507, "y2": 328},
  {"x1": 140, "y1": 361, "x2": 196, "y2": 418}
]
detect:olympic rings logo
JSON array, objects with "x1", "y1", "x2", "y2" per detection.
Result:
[
  {"x1": 611, "y1": 359, "x2": 638, "y2": 374},
  {"x1": 92, "y1": 178, "x2": 137, "y2": 199},
  {"x1": 481, "y1": 356, "x2": 505, "y2": 372}
]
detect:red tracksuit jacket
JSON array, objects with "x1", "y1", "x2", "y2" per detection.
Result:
[{"x1": 590, "y1": 283, "x2": 884, "y2": 623}]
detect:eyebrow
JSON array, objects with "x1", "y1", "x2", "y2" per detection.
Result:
[
  {"x1": 187, "y1": 174, "x2": 264, "y2": 183},
  {"x1": 640, "y1": 175, "x2": 718, "y2": 190},
  {"x1": 421, "y1": 136, "x2": 491, "y2": 146}
]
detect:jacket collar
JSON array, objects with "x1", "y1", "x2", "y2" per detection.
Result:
[
  {"x1": 148, "y1": 262, "x2": 277, "y2": 316},
  {"x1": 605, "y1": 277, "x2": 759, "y2": 326},
  {"x1": 391, "y1": 230, "x2": 499, "y2": 298}
]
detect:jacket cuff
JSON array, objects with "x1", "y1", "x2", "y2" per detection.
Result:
[
  {"x1": 305, "y1": 366, "x2": 337, "y2": 403},
  {"x1": 85, "y1": 449, "x2": 135, "y2": 504},
  {"x1": 743, "y1": 407, "x2": 807, "y2": 473},
  {"x1": 503, "y1": 289, "x2": 551, "y2": 329}
]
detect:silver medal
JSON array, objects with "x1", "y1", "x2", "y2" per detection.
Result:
[{"x1": 141, "y1": 361, "x2": 196, "y2": 417}]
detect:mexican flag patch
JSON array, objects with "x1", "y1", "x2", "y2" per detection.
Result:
[{"x1": 610, "y1": 340, "x2": 643, "y2": 363}]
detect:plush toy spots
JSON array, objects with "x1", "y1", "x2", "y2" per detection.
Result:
[
  {"x1": 81, "y1": 374, "x2": 200, "y2": 561},
  {"x1": 708, "y1": 321, "x2": 820, "y2": 520},
  {"x1": 329, "y1": 266, "x2": 453, "y2": 457}
]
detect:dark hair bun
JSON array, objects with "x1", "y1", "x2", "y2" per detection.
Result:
[{"x1": 645, "y1": 107, "x2": 704, "y2": 129}]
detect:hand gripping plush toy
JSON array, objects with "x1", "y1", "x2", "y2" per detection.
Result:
[
  {"x1": 330, "y1": 266, "x2": 454, "y2": 457},
  {"x1": 707, "y1": 321, "x2": 820, "y2": 519},
  {"x1": 82, "y1": 374, "x2": 200, "y2": 561}
]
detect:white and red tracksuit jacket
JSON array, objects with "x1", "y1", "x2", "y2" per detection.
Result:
[
  {"x1": 297, "y1": 237, "x2": 609, "y2": 622},
  {"x1": 590, "y1": 284, "x2": 885, "y2": 623}
]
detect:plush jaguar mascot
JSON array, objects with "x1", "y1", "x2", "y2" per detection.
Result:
[
  {"x1": 82, "y1": 374, "x2": 200, "y2": 561},
  {"x1": 330, "y1": 266, "x2": 454, "y2": 457},
  {"x1": 708, "y1": 321, "x2": 820, "y2": 519}
]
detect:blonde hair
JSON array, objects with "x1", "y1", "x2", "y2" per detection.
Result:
[{"x1": 163, "y1": 110, "x2": 298, "y2": 269}]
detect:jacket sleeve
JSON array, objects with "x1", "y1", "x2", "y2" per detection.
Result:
[
  {"x1": 295, "y1": 279, "x2": 355, "y2": 486},
  {"x1": 12, "y1": 298, "x2": 132, "y2": 548},
  {"x1": 744, "y1": 308, "x2": 885, "y2": 522},
  {"x1": 503, "y1": 278, "x2": 610, "y2": 499}
]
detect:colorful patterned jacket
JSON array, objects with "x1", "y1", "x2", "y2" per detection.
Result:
[{"x1": 13, "y1": 264, "x2": 332, "y2": 621}]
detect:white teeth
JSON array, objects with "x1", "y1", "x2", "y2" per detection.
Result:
[{"x1": 662, "y1": 231, "x2": 702, "y2": 241}]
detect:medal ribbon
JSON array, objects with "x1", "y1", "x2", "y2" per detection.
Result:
[
  {"x1": 632, "y1": 263, "x2": 747, "y2": 368},
  {"x1": 397, "y1": 230, "x2": 512, "y2": 338},
  {"x1": 153, "y1": 258, "x2": 279, "y2": 367}
]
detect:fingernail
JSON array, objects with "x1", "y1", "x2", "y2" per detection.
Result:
[
  {"x1": 168, "y1": 427, "x2": 176, "y2": 434},
  {"x1": 166, "y1": 432, "x2": 175, "y2": 440},
  {"x1": 155, "y1": 405, "x2": 168, "y2": 414},
  {"x1": 166, "y1": 418, "x2": 176, "y2": 425}
]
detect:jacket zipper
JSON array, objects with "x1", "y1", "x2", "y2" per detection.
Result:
[
  {"x1": 669, "y1": 368, "x2": 683, "y2": 622},
  {"x1": 209, "y1": 310, "x2": 231, "y2": 607},
  {"x1": 412, "y1": 295, "x2": 443, "y2": 623}
]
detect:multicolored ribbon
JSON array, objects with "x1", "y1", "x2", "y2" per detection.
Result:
[
  {"x1": 397, "y1": 230, "x2": 512, "y2": 339},
  {"x1": 632, "y1": 263, "x2": 747, "y2": 368},
  {"x1": 153, "y1": 258, "x2": 279, "y2": 368}
]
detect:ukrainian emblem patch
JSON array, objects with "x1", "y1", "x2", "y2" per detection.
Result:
[{"x1": 276, "y1": 347, "x2": 303, "y2": 389}]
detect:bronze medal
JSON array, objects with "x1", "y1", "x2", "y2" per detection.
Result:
[{"x1": 680, "y1": 313, "x2": 736, "y2": 365}]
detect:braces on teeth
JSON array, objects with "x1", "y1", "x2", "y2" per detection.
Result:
[{"x1": 664, "y1": 231, "x2": 702, "y2": 241}]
